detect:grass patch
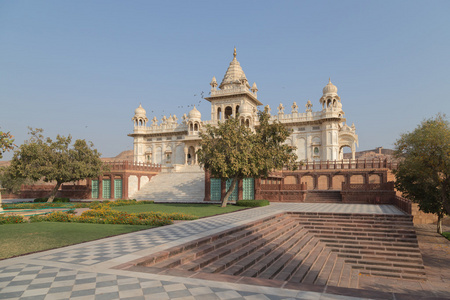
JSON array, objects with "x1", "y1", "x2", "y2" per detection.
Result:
[
  {"x1": 113, "y1": 203, "x2": 246, "y2": 218},
  {"x1": 442, "y1": 232, "x2": 450, "y2": 241},
  {"x1": 0, "y1": 222, "x2": 152, "y2": 260}
]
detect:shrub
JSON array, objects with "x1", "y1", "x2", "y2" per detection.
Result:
[
  {"x1": 235, "y1": 199, "x2": 270, "y2": 207},
  {"x1": 45, "y1": 211, "x2": 74, "y2": 222},
  {"x1": 136, "y1": 212, "x2": 198, "y2": 221},
  {"x1": 29, "y1": 215, "x2": 46, "y2": 222},
  {"x1": 34, "y1": 197, "x2": 70, "y2": 203},
  {"x1": 0, "y1": 215, "x2": 25, "y2": 224}
]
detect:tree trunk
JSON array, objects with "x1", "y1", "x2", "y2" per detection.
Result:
[
  {"x1": 221, "y1": 177, "x2": 238, "y2": 208},
  {"x1": 437, "y1": 213, "x2": 443, "y2": 234},
  {"x1": 47, "y1": 181, "x2": 62, "y2": 203}
]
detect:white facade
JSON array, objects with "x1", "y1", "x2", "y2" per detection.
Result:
[{"x1": 129, "y1": 49, "x2": 358, "y2": 169}]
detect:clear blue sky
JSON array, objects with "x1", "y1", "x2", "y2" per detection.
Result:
[{"x1": 1, "y1": 1, "x2": 449, "y2": 160}]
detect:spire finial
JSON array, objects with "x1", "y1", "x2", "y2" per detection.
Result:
[
  {"x1": 233, "y1": 47, "x2": 236, "y2": 58},
  {"x1": 328, "y1": 77, "x2": 331, "y2": 83}
]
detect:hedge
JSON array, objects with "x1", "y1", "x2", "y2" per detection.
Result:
[
  {"x1": 235, "y1": 200, "x2": 270, "y2": 207},
  {"x1": 34, "y1": 197, "x2": 70, "y2": 203}
]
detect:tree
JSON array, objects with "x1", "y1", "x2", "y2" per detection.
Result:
[
  {"x1": 2, "y1": 128, "x2": 106, "y2": 202},
  {"x1": 393, "y1": 114, "x2": 450, "y2": 234},
  {"x1": 0, "y1": 130, "x2": 15, "y2": 159},
  {"x1": 197, "y1": 109, "x2": 298, "y2": 207}
]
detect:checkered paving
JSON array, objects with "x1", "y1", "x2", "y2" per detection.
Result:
[
  {"x1": 0, "y1": 264, "x2": 339, "y2": 300},
  {"x1": 0, "y1": 203, "x2": 400, "y2": 299}
]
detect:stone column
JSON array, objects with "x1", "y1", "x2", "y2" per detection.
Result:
[
  {"x1": 328, "y1": 175, "x2": 333, "y2": 190},
  {"x1": 99, "y1": 177, "x2": 103, "y2": 200},
  {"x1": 194, "y1": 147, "x2": 199, "y2": 165}
]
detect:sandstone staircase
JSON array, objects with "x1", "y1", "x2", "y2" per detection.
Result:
[
  {"x1": 305, "y1": 191, "x2": 342, "y2": 203},
  {"x1": 132, "y1": 166, "x2": 205, "y2": 202},
  {"x1": 132, "y1": 212, "x2": 425, "y2": 289}
]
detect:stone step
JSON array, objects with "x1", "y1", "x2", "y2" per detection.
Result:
[
  {"x1": 289, "y1": 241, "x2": 325, "y2": 283},
  {"x1": 145, "y1": 215, "x2": 293, "y2": 270},
  {"x1": 305, "y1": 191, "x2": 342, "y2": 203},
  {"x1": 205, "y1": 225, "x2": 303, "y2": 275},
  {"x1": 244, "y1": 233, "x2": 317, "y2": 279},
  {"x1": 240, "y1": 229, "x2": 310, "y2": 279},
  {"x1": 177, "y1": 217, "x2": 298, "y2": 272},
  {"x1": 133, "y1": 212, "x2": 426, "y2": 289},
  {"x1": 133, "y1": 170, "x2": 205, "y2": 202}
]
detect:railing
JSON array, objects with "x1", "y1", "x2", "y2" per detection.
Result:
[
  {"x1": 341, "y1": 182, "x2": 395, "y2": 191},
  {"x1": 392, "y1": 195, "x2": 412, "y2": 214},
  {"x1": 260, "y1": 183, "x2": 306, "y2": 191},
  {"x1": 103, "y1": 161, "x2": 161, "y2": 172},
  {"x1": 290, "y1": 158, "x2": 398, "y2": 171}
]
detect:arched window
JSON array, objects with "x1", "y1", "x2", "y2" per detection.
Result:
[
  {"x1": 194, "y1": 123, "x2": 198, "y2": 131},
  {"x1": 217, "y1": 107, "x2": 222, "y2": 120},
  {"x1": 245, "y1": 119, "x2": 250, "y2": 127},
  {"x1": 225, "y1": 106, "x2": 232, "y2": 119}
]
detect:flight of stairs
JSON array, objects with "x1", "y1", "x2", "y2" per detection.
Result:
[
  {"x1": 132, "y1": 213, "x2": 425, "y2": 289},
  {"x1": 305, "y1": 190, "x2": 342, "y2": 203},
  {"x1": 132, "y1": 166, "x2": 205, "y2": 202}
]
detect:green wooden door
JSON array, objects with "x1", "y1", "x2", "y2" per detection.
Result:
[
  {"x1": 114, "y1": 179, "x2": 122, "y2": 199},
  {"x1": 226, "y1": 179, "x2": 238, "y2": 201},
  {"x1": 102, "y1": 179, "x2": 111, "y2": 199},
  {"x1": 210, "y1": 178, "x2": 221, "y2": 201},
  {"x1": 91, "y1": 180, "x2": 99, "y2": 199},
  {"x1": 242, "y1": 178, "x2": 255, "y2": 200}
]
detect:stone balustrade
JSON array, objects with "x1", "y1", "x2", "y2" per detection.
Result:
[
  {"x1": 103, "y1": 160, "x2": 161, "y2": 172},
  {"x1": 292, "y1": 158, "x2": 398, "y2": 171}
]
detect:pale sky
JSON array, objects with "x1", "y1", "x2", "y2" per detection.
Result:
[{"x1": 1, "y1": 1, "x2": 449, "y2": 160}]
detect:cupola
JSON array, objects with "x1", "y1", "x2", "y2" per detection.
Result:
[
  {"x1": 322, "y1": 78, "x2": 338, "y2": 96},
  {"x1": 134, "y1": 104, "x2": 146, "y2": 117},
  {"x1": 188, "y1": 106, "x2": 201, "y2": 120}
]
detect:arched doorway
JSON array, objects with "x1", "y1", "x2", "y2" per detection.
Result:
[{"x1": 188, "y1": 146, "x2": 196, "y2": 165}]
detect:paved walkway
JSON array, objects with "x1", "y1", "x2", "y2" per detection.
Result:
[{"x1": 0, "y1": 203, "x2": 423, "y2": 300}]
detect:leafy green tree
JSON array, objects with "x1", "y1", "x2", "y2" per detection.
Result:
[
  {"x1": 393, "y1": 114, "x2": 450, "y2": 233},
  {"x1": 0, "y1": 130, "x2": 15, "y2": 159},
  {"x1": 2, "y1": 128, "x2": 106, "y2": 202},
  {"x1": 197, "y1": 109, "x2": 297, "y2": 207}
]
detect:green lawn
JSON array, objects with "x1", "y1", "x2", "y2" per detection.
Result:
[
  {"x1": 113, "y1": 203, "x2": 247, "y2": 218},
  {"x1": 0, "y1": 222, "x2": 151, "y2": 259},
  {"x1": 443, "y1": 232, "x2": 450, "y2": 241}
]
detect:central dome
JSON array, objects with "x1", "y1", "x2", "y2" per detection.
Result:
[{"x1": 219, "y1": 48, "x2": 251, "y2": 90}]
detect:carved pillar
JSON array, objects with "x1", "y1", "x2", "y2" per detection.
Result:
[
  {"x1": 194, "y1": 147, "x2": 199, "y2": 165},
  {"x1": 238, "y1": 179, "x2": 243, "y2": 200},
  {"x1": 184, "y1": 146, "x2": 188, "y2": 165},
  {"x1": 98, "y1": 176, "x2": 103, "y2": 200},
  {"x1": 328, "y1": 175, "x2": 333, "y2": 190},
  {"x1": 313, "y1": 175, "x2": 318, "y2": 190},
  {"x1": 124, "y1": 175, "x2": 129, "y2": 199}
]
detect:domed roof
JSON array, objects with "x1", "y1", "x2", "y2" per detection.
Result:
[
  {"x1": 219, "y1": 48, "x2": 251, "y2": 90},
  {"x1": 134, "y1": 104, "x2": 146, "y2": 117},
  {"x1": 322, "y1": 78, "x2": 338, "y2": 96},
  {"x1": 188, "y1": 106, "x2": 201, "y2": 119}
]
